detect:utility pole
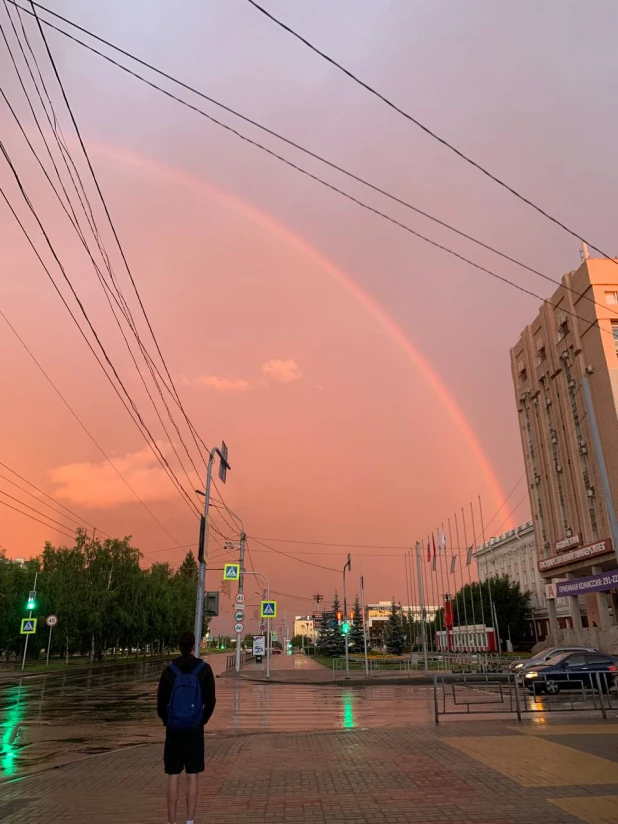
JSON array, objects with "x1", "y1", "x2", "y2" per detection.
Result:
[
  {"x1": 235, "y1": 532, "x2": 246, "y2": 673},
  {"x1": 360, "y1": 573, "x2": 369, "y2": 676},
  {"x1": 22, "y1": 571, "x2": 37, "y2": 671},
  {"x1": 415, "y1": 542, "x2": 428, "y2": 672},
  {"x1": 194, "y1": 442, "x2": 230, "y2": 652}
]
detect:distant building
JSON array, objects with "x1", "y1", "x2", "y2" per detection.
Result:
[
  {"x1": 510, "y1": 254, "x2": 618, "y2": 651},
  {"x1": 475, "y1": 521, "x2": 571, "y2": 643},
  {"x1": 293, "y1": 615, "x2": 317, "y2": 643},
  {"x1": 365, "y1": 601, "x2": 439, "y2": 649}
]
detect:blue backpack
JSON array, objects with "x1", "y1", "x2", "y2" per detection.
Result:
[{"x1": 167, "y1": 660, "x2": 206, "y2": 732}]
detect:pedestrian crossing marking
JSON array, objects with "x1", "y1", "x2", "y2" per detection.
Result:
[{"x1": 260, "y1": 600, "x2": 277, "y2": 618}]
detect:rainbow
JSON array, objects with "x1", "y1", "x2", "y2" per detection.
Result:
[{"x1": 95, "y1": 145, "x2": 509, "y2": 522}]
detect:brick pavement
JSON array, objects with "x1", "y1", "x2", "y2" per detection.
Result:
[{"x1": 2, "y1": 721, "x2": 618, "y2": 823}]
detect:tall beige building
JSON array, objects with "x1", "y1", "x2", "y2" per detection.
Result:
[{"x1": 510, "y1": 254, "x2": 618, "y2": 652}]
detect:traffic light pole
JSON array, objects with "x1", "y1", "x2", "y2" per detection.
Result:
[
  {"x1": 343, "y1": 554, "x2": 351, "y2": 680},
  {"x1": 194, "y1": 443, "x2": 230, "y2": 652},
  {"x1": 21, "y1": 571, "x2": 37, "y2": 671}
]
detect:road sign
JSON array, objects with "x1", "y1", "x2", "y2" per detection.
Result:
[
  {"x1": 260, "y1": 600, "x2": 277, "y2": 619},
  {"x1": 20, "y1": 618, "x2": 37, "y2": 634},
  {"x1": 218, "y1": 441, "x2": 229, "y2": 483},
  {"x1": 223, "y1": 563, "x2": 240, "y2": 581},
  {"x1": 234, "y1": 623, "x2": 244, "y2": 633},
  {"x1": 272, "y1": 633, "x2": 278, "y2": 642},
  {"x1": 46, "y1": 615, "x2": 58, "y2": 627},
  {"x1": 235, "y1": 594, "x2": 245, "y2": 603},
  {"x1": 234, "y1": 610, "x2": 245, "y2": 622}
]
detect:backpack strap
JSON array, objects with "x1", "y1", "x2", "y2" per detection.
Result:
[
  {"x1": 193, "y1": 660, "x2": 206, "y2": 675},
  {"x1": 169, "y1": 663, "x2": 182, "y2": 677}
]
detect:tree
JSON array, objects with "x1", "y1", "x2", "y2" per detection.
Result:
[
  {"x1": 349, "y1": 595, "x2": 365, "y2": 653},
  {"x1": 383, "y1": 599, "x2": 406, "y2": 655},
  {"x1": 317, "y1": 592, "x2": 344, "y2": 657},
  {"x1": 291, "y1": 634, "x2": 312, "y2": 648},
  {"x1": 453, "y1": 575, "x2": 532, "y2": 649}
]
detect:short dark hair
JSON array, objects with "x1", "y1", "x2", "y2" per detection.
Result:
[{"x1": 178, "y1": 631, "x2": 195, "y2": 655}]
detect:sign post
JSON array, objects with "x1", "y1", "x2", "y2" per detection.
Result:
[
  {"x1": 45, "y1": 615, "x2": 58, "y2": 666},
  {"x1": 21, "y1": 572, "x2": 37, "y2": 671}
]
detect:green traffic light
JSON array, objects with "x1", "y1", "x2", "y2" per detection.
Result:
[
  {"x1": 341, "y1": 621, "x2": 349, "y2": 635},
  {"x1": 27, "y1": 599, "x2": 35, "y2": 610}
]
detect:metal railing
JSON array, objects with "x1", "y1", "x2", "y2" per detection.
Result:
[
  {"x1": 433, "y1": 670, "x2": 617, "y2": 723},
  {"x1": 225, "y1": 651, "x2": 253, "y2": 672}
]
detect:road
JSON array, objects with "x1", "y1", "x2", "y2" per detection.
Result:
[{"x1": 0, "y1": 653, "x2": 434, "y2": 780}]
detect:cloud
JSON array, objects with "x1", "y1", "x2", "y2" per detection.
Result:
[
  {"x1": 262, "y1": 359, "x2": 302, "y2": 383},
  {"x1": 178, "y1": 375, "x2": 251, "y2": 392},
  {"x1": 50, "y1": 444, "x2": 180, "y2": 508}
]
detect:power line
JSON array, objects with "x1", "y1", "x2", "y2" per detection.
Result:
[
  {"x1": 0, "y1": 307, "x2": 184, "y2": 546},
  {"x1": 9, "y1": 3, "x2": 617, "y2": 341},
  {"x1": 247, "y1": 536, "x2": 339, "y2": 573},
  {"x1": 249, "y1": 535, "x2": 412, "y2": 549},
  {"x1": 0, "y1": 496, "x2": 75, "y2": 540},
  {"x1": 0, "y1": 461, "x2": 111, "y2": 537},
  {"x1": 245, "y1": 0, "x2": 618, "y2": 265},
  {"x1": 0, "y1": 143, "x2": 200, "y2": 518}
]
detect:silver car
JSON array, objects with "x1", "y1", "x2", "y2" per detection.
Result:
[{"x1": 510, "y1": 646, "x2": 597, "y2": 674}]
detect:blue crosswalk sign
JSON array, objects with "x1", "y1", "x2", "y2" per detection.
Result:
[
  {"x1": 223, "y1": 564, "x2": 240, "y2": 581},
  {"x1": 20, "y1": 618, "x2": 37, "y2": 634},
  {"x1": 260, "y1": 600, "x2": 277, "y2": 619}
]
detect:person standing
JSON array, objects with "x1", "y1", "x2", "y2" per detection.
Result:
[{"x1": 157, "y1": 631, "x2": 216, "y2": 824}]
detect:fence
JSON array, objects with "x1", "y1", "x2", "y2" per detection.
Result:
[
  {"x1": 433, "y1": 671, "x2": 617, "y2": 723},
  {"x1": 225, "y1": 651, "x2": 254, "y2": 672},
  {"x1": 330, "y1": 653, "x2": 505, "y2": 679}
]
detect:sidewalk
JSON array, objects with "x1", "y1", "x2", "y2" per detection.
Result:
[{"x1": 3, "y1": 719, "x2": 618, "y2": 823}]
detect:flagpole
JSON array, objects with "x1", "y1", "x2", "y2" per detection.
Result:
[
  {"x1": 422, "y1": 538, "x2": 434, "y2": 652},
  {"x1": 479, "y1": 495, "x2": 501, "y2": 654},
  {"x1": 428, "y1": 535, "x2": 440, "y2": 652},
  {"x1": 448, "y1": 518, "x2": 462, "y2": 650},
  {"x1": 403, "y1": 549, "x2": 414, "y2": 659},
  {"x1": 454, "y1": 512, "x2": 469, "y2": 648},
  {"x1": 438, "y1": 524, "x2": 450, "y2": 653},
  {"x1": 461, "y1": 507, "x2": 478, "y2": 651},
  {"x1": 415, "y1": 542, "x2": 428, "y2": 672},
  {"x1": 470, "y1": 502, "x2": 489, "y2": 653}
]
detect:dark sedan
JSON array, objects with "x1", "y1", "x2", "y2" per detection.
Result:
[{"x1": 523, "y1": 651, "x2": 617, "y2": 695}]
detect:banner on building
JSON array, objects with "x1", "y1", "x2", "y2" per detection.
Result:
[{"x1": 555, "y1": 570, "x2": 618, "y2": 598}]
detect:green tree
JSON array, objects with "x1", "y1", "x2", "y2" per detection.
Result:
[
  {"x1": 291, "y1": 634, "x2": 312, "y2": 648},
  {"x1": 453, "y1": 575, "x2": 532, "y2": 649},
  {"x1": 317, "y1": 592, "x2": 344, "y2": 657},
  {"x1": 349, "y1": 595, "x2": 365, "y2": 653},
  {"x1": 383, "y1": 599, "x2": 406, "y2": 655}
]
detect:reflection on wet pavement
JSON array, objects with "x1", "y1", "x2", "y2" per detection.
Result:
[{"x1": 0, "y1": 657, "x2": 435, "y2": 781}]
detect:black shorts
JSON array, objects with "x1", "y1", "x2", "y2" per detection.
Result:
[{"x1": 164, "y1": 730, "x2": 205, "y2": 775}]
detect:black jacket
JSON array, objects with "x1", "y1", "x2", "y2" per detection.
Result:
[{"x1": 157, "y1": 655, "x2": 216, "y2": 728}]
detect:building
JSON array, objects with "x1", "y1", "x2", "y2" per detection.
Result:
[
  {"x1": 293, "y1": 615, "x2": 317, "y2": 643},
  {"x1": 475, "y1": 521, "x2": 571, "y2": 643},
  {"x1": 510, "y1": 253, "x2": 618, "y2": 652},
  {"x1": 365, "y1": 602, "x2": 439, "y2": 649}
]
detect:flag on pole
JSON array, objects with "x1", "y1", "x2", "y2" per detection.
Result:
[
  {"x1": 427, "y1": 538, "x2": 431, "y2": 562},
  {"x1": 432, "y1": 533, "x2": 437, "y2": 558},
  {"x1": 466, "y1": 545, "x2": 473, "y2": 566},
  {"x1": 450, "y1": 555, "x2": 457, "y2": 574},
  {"x1": 441, "y1": 527, "x2": 447, "y2": 550},
  {"x1": 436, "y1": 529, "x2": 441, "y2": 553},
  {"x1": 431, "y1": 555, "x2": 437, "y2": 572}
]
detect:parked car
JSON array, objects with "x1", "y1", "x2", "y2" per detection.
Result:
[
  {"x1": 523, "y1": 651, "x2": 617, "y2": 695},
  {"x1": 271, "y1": 648, "x2": 282, "y2": 655},
  {"x1": 510, "y1": 646, "x2": 597, "y2": 674}
]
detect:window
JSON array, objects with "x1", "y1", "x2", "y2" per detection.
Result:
[
  {"x1": 557, "y1": 320, "x2": 569, "y2": 341},
  {"x1": 565, "y1": 654, "x2": 586, "y2": 667},
  {"x1": 612, "y1": 321, "x2": 618, "y2": 355},
  {"x1": 605, "y1": 291, "x2": 618, "y2": 304},
  {"x1": 586, "y1": 654, "x2": 611, "y2": 665}
]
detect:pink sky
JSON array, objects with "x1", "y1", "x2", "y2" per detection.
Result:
[{"x1": 1, "y1": 1, "x2": 617, "y2": 633}]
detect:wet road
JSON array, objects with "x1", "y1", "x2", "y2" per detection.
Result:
[{"x1": 0, "y1": 655, "x2": 435, "y2": 780}]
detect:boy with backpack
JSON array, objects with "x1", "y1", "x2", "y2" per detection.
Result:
[{"x1": 157, "y1": 631, "x2": 216, "y2": 824}]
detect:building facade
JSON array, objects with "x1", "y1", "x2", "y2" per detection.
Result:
[
  {"x1": 365, "y1": 601, "x2": 439, "y2": 649},
  {"x1": 510, "y1": 255, "x2": 618, "y2": 652},
  {"x1": 293, "y1": 615, "x2": 317, "y2": 643},
  {"x1": 475, "y1": 521, "x2": 571, "y2": 643}
]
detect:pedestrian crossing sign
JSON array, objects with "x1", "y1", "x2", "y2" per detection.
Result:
[
  {"x1": 260, "y1": 600, "x2": 277, "y2": 619},
  {"x1": 20, "y1": 618, "x2": 37, "y2": 634},
  {"x1": 223, "y1": 564, "x2": 240, "y2": 581}
]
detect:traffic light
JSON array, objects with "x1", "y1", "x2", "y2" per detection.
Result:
[
  {"x1": 341, "y1": 620, "x2": 350, "y2": 635},
  {"x1": 26, "y1": 591, "x2": 36, "y2": 611},
  {"x1": 336, "y1": 611, "x2": 342, "y2": 622}
]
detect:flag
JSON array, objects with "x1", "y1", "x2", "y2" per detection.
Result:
[
  {"x1": 436, "y1": 529, "x2": 441, "y2": 553},
  {"x1": 450, "y1": 555, "x2": 457, "y2": 574},
  {"x1": 466, "y1": 546, "x2": 473, "y2": 566},
  {"x1": 431, "y1": 555, "x2": 437, "y2": 572},
  {"x1": 432, "y1": 533, "x2": 437, "y2": 558},
  {"x1": 441, "y1": 527, "x2": 447, "y2": 550},
  {"x1": 427, "y1": 538, "x2": 431, "y2": 562}
]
